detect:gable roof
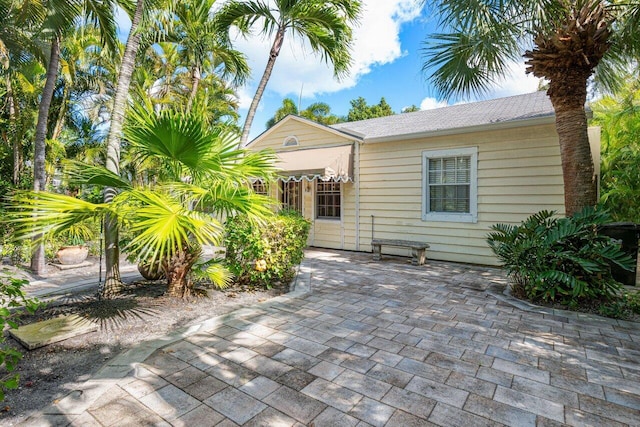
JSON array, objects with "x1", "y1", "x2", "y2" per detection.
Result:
[
  {"x1": 247, "y1": 91, "x2": 558, "y2": 147},
  {"x1": 331, "y1": 91, "x2": 555, "y2": 142}
]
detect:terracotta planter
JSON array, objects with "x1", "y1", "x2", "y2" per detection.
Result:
[
  {"x1": 56, "y1": 245, "x2": 89, "y2": 265},
  {"x1": 138, "y1": 260, "x2": 165, "y2": 280}
]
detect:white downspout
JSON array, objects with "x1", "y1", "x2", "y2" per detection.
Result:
[{"x1": 354, "y1": 140, "x2": 360, "y2": 251}]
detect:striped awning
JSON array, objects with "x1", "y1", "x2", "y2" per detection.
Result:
[{"x1": 275, "y1": 144, "x2": 353, "y2": 182}]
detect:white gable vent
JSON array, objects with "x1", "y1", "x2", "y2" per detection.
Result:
[{"x1": 283, "y1": 135, "x2": 299, "y2": 147}]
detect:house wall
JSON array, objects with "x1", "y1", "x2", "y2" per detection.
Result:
[
  {"x1": 355, "y1": 123, "x2": 566, "y2": 265},
  {"x1": 250, "y1": 119, "x2": 357, "y2": 250},
  {"x1": 249, "y1": 119, "x2": 599, "y2": 266}
]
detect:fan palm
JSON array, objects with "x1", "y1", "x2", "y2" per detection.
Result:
[
  {"x1": 6, "y1": 104, "x2": 276, "y2": 298},
  {"x1": 215, "y1": 0, "x2": 361, "y2": 146},
  {"x1": 421, "y1": 0, "x2": 640, "y2": 216}
]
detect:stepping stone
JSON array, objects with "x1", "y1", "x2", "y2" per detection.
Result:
[
  {"x1": 10, "y1": 314, "x2": 98, "y2": 350},
  {"x1": 50, "y1": 261, "x2": 93, "y2": 270}
]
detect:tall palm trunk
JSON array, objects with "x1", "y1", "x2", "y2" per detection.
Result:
[
  {"x1": 30, "y1": 35, "x2": 61, "y2": 275},
  {"x1": 6, "y1": 75, "x2": 21, "y2": 185},
  {"x1": 164, "y1": 246, "x2": 201, "y2": 298},
  {"x1": 100, "y1": 0, "x2": 145, "y2": 298},
  {"x1": 547, "y1": 72, "x2": 597, "y2": 217},
  {"x1": 51, "y1": 84, "x2": 69, "y2": 141},
  {"x1": 186, "y1": 65, "x2": 200, "y2": 112},
  {"x1": 239, "y1": 26, "x2": 285, "y2": 147}
]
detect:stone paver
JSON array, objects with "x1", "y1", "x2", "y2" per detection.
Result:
[{"x1": 20, "y1": 249, "x2": 640, "y2": 426}]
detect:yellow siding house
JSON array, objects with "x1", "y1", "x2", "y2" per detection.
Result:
[{"x1": 246, "y1": 91, "x2": 600, "y2": 265}]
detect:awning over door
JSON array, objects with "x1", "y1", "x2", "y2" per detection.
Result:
[{"x1": 275, "y1": 144, "x2": 353, "y2": 182}]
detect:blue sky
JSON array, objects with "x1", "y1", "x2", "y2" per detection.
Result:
[{"x1": 117, "y1": 1, "x2": 541, "y2": 141}]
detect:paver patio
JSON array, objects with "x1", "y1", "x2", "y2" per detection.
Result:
[{"x1": 23, "y1": 249, "x2": 640, "y2": 426}]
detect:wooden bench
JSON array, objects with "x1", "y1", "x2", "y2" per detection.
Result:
[{"x1": 371, "y1": 239, "x2": 430, "y2": 266}]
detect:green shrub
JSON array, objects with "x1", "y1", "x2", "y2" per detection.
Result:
[
  {"x1": 487, "y1": 208, "x2": 635, "y2": 305},
  {"x1": 225, "y1": 211, "x2": 310, "y2": 288},
  {"x1": 0, "y1": 272, "x2": 42, "y2": 401}
]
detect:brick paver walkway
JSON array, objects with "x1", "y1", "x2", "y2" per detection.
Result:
[{"x1": 23, "y1": 249, "x2": 640, "y2": 426}]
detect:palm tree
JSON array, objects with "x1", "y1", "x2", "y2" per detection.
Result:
[
  {"x1": 215, "y1": 0, "x2": 361, "y2": 147},
  {"x1": 421, "y1": 0, "x2": 640, "y2": 216},
  {"x1": 30, "y1": 0, "x2": 117, "y2": 274},
  {"x1": 6, "y1": 104, "x2": 276, "y2": 298},
  {"x1": 168, "y1": 0, "x2": 249, "y2": 112}
]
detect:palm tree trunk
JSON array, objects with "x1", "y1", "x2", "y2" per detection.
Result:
[
  {"x1": 547, "y1": 72, "x2": 597, "y2": 217},
  {"x1": 186, "y1": 65, "x2": 200, "y2": 112},
  {"x1": 51, "y1": 85, "x2": 68, "y2": 141},
  {"x1": 6, "y1": 75, "x2": 21, "y2": 185},
  {"x1": 164, "y1": 247, "x2": 201, "y2": 298},
  {"x1": 239, "y1": 26, "x2": 286, "y2": 147},
  {"x1": 100, "y1": 0, "x2": 144, "y2": 298},
  {"x1": 30, "y1": 35, "x2": 61, "y2": 275}
]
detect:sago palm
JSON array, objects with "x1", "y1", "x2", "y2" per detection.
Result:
[
  {"x1": 215, "y1": 0, "x2": 361, "y2": 146},
  {"x1": 6, "y1": 104, "x2": 276, "y2": 298},
  {"x1": 422, "y1": 0, "x2": 640, "y2": 216}
]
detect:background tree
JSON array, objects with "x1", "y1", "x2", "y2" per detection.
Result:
[
  {"x1": 346, "y1": 96, "x2": 395, "y2": 121},
  {"x1": 216, "y1": 0, "x2": 361, "y2": 146},
  {"x1": 266, "y1": 97, "x2": 342, "y2": 128},
  {"x1": 592, "y1": 78, "x2": 640, "y2": 222},
  {"x1": 421, "y1": 0, "x2": 640, "y2": 216},
  {"x1": 30, "y1": 0, "x2": 117, "y2": 274},
  {"x1": 402, "y1": 105, "x2": 420, "y2": 113}
]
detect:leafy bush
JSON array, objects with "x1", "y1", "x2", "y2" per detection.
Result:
[
  {"x1": 487, "y1": 208, "x2": 635, "y2": 305},
  {"x1": 0, "y1": 272, "x2": 42, "y2": 401},
  {"x1": 225, "y1": 211, "x2": 310, "y2": 288}
]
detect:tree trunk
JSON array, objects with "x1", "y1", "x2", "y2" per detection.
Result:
[
  {"x1": 51, "y1": 85, "x2": 68, "y2": 141},
  {"x1": 30, "y1": 35, "x2": 61, "y2": 275},
  {"x1": 100, "y1": 0, "x2": 144, "y2": 298},
  {"x1": 6, "y1": 75, "x2": 21, "y2": 185},
  {"x1": 547, "y1": 71, "x2": 597, "y2": 217},
  {"x1": 239, "y1": 26, "x2": 286, "y2": 148},
  {"x1": 186, "y1": 65, "x2": 200, "y2": 113},
  {"x1": 164, "y1": 247, "x2": 201, "y2": 298}
]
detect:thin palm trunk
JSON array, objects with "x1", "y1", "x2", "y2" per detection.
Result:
[
  {"x1": 51, "y1": 85, "x2": 68, "y2": 141},
  {"x1": 101, "y1": 0, "x2": 144, "y2": 298},
  {"x1": 31, "y1": 35, "x2": 61, "y2": 275},
  {"x1": 239, "y1": 26, "x2": 285, "y2": 147},
  {"x1": 547, "y1": 72, "x2": 597, "y2": 217},
  {"x1": 186, "y1": 65, "x2": 200, "y2": 112},
  {"x1": 6, "y1": 75, "x2": 21, "y2": 185}
]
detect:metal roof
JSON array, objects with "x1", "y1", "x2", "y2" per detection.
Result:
[{"x1": 331, "y1": 91, "x2": 555, "y2": 141}]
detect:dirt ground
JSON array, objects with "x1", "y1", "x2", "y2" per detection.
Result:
[{"x1": 0, "y1": 273, "x2": 287, "y2": 426}]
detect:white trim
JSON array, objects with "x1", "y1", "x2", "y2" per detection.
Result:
[
  {"x1": 283, "y1": 135, "x2": 299, "y2": 146},
  {"x1": 354, "y1": 140, "x2": 360, "y2": 251},
  {"x1": 422, "y1": 146, "x2": 478, "y2": 223}
]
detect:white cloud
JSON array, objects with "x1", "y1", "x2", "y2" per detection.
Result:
[
  {"x1": 419, "y1": 97, "x2": 448, "y2": 110},
  {"x1": 233, "y1": 0, "x2": 423, "y2": 99},
  {"x1": 490, "y1": 61, "x2": 542, "y2": 98}
]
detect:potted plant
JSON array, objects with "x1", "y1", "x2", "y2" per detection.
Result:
[{"x1": 55, "y1": 222, "x2": 94, "y2": 265}]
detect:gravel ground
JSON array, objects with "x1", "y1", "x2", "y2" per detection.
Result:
[{"x1": 0, "y1": 264, "x2": 288, "y2": 426}]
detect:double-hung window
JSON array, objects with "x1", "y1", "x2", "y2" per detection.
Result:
[
  {"x1": 316, "y1": 181, "x2": 341, "y2": 219},
  {"x1": 252, "y1": 179, "x2": 268, "y2": 196},
  {"x1": 422, "y1": 147, "x2": 478, "y2": 223}
]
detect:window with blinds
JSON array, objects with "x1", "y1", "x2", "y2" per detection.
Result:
[
  {"x1": 252, "y1": 179, "x2": 268, "y2": 196},
  {"x1": 422, "y1": 147, "x2": 478, "y2": 223}
]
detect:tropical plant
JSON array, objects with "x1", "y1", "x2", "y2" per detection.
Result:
[
  {"x1": 592, "y1": 77, "x2": 640, "y2": 222},
  {"x1": 225, "y1": 210, "x2": 310, "y2": 288},
  {"x1": 421, "y1": 0, "x2": 640, "y2": 217},
  {"x1": 266, "y1": 97, "x2": 342, "y2": 128},
  {"x1": 487, "y1": 208, "x2": 635, "y2": 306},
  {"x1": 0, "y1": 272, "x2": 42, "y2": 401},
  {"x1": 6, "y1": 104, "x2": 276, "y2": 298},
  {"x1": 24, "y1": 0, "x2": 117, "y2": 274},
  {"x1": 215, "y1": 0, "x2": 362, "y2": 146}
]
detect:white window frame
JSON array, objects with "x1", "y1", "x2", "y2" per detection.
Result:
[
  {"x1": 315, "y1": 180, "x2": 342, "y2": 220},
  {"x1": 422, "y1": 146, "x2": 478, "y2": 223}
]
